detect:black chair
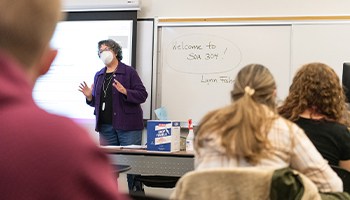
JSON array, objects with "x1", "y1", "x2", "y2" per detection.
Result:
[
  {"x1": 129, "y1": 175, "x2": 178, "y2": 200},
  {"x1": 331, "y1": 165, "x2": 350, "y2": 193},
  {"x1": 129, "y1": 193, "x2": 168, "y2": 200},
  {"x1": 132, "y1": 175, "x2": 180, "y2": 189}
]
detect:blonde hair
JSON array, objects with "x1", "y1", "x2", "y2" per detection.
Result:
[
  {"x1": 278, "y1": 62, "x2": 349, "y2": 125},
  {"x1": 195, "y1": 64, "x2": 277, "y2": 165},
  {"x1": 0, "y1": 0, "x2": 62, "y2": 67}
]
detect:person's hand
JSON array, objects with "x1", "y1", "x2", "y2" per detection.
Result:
[
  {"x1": 113, "y1": 79, "x2": 127, "y2": 95},
  {"x1": 79, "y1": 81, "x2": 94, "y2": 101}
]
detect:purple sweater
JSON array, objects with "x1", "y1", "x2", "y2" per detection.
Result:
[{"x1": 88, "y1": 62, "x2": 148, "y2": 131}]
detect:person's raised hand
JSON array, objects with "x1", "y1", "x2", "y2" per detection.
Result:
[
  {"x1": 79, "y1": 81, "x2": 94, "y2": 101},
  {"x1": 113, "y1": 79, "x2": 127, "y2": 95}
]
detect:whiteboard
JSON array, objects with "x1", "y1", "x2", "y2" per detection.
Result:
[
  {"x1": 292, "y1": 24, "x2": 350, "y2": 82},
  {"x1": 136, "y1": 20, "x2": 154, "y2": 120},
  {"x1": 158, "y1": 25, "x2": 292, "y2": 122}
]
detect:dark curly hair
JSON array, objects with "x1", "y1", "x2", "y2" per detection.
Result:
[
  {"x1": 97, "y1": 39, "x2": 123, "y2": 61},
  {"x1": 278, "y1": 62, "x2": 349, "y2": 125}
]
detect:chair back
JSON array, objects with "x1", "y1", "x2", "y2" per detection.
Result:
[{"x1": 170, "y1": 168, "x2": 321, "y2": 200}]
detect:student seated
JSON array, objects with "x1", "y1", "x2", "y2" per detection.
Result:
[
  {"x1": 278, "y1": 62, "x2": 350, "y2": 172},
  {"x1": 0, "y1": 0, "x2": 129, "y2": 199},
  {"x1": 194, "y1": 64, "x2": 342, "y2": 193}
]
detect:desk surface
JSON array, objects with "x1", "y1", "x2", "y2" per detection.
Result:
[
  {"x1": 103, "y1": 147, "x2": 194, "y2": 177},
  {"x1": 101, "y1": 146, "x2": 194, "y2": 158}
]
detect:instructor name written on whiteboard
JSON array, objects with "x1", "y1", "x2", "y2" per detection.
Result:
[
  {"x1": 166, "y1": 34, "x2": 242, "y2": 74},
  {"x1": 201, "y1": 75, "x2": 235, "y2": 85}
]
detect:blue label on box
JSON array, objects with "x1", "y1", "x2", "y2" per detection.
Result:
[{"x1": 147, "y1": 121, "x2": 179, "y2": 152}]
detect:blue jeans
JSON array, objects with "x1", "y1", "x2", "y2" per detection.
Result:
[{"x1": 99, "y1": 124, "x2": 143, "y2": 193}]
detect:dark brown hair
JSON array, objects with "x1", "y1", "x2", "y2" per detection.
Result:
[{"x1": 278, "y1": 62, "x2": 349, "y2": 125}]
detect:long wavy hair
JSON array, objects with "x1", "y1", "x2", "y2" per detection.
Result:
[
  {"x1": 278, "y1": 62, "x2": 349, "y2": 125},
  {"x1": 195, "y1": 64, "x2": 278, "y2": 165}
]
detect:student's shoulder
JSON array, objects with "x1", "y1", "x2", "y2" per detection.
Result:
[
  {"x1": 24, "y1": 108, "x2": 94, "y2": 145},
  {"x1": 273, "y1": 116, "x2": 303, "y2": 132},
  {"x1": 46, "y1": 115, "x2": 92, "y2": 142},
  {"x1": 15, "y1": 107, "x2": 100, "y2": 161},
  {"x1": 270, "y1": 116, "x2": 308, "y2": 141},
  {"x1": 327, "y1": 121, "x2": 349, "y2": 132},
  {"x1": 327, "y1": 121, "x2": 350, "y2": 139}
]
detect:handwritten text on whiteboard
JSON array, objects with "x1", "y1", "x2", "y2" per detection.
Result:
[{"x1": 165, "y1": 34, "x2": 242, "y2": 74}]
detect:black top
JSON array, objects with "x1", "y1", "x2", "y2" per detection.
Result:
[
  {"x1": 294, "y1": 117, "x2": 350, "y2": 166},
  {"x1": 99, "y1": 72, "x2": 114, "y2": 124}
]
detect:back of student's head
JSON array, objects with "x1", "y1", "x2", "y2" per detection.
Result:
[
  {"x1": 195, "y1": 64, "x2": 277, "y2": 165},
  {"x1": 0, "y1": 0, "x2": 61, "y2": 68},
  {"x1": 231, "y1": 63, "x2": 277, "y2": 109},
  {"x1": 278, "y1": 62, "x2": 347, "y2": 124}
]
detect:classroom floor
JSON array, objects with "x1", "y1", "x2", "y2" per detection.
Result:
[{"x1": 118, "y1": 173, "x2": 174, "y2": 199}]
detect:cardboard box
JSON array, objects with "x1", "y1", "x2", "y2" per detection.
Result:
[{"x1": 147, "y1": 120, "x2": 180, "y2": 152}]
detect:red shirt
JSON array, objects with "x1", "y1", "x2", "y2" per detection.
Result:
[{"x1": 0, "y1": 49, "x2": 130, "y2": 200}]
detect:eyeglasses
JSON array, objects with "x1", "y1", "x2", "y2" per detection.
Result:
[{"x1": 99, "y1": 47, "x2": 111, "y2": 54}]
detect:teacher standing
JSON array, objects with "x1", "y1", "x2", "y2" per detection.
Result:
[{"x1": 79, "y1": 39, "x2": 147, "y2": 192}]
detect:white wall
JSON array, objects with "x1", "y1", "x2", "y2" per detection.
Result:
[
  {"x1": 62, "y1": 0, "x2": 350, "y2": 18},
  {"x1": 138, "y1": 0, "x2": 350, "y2": 18}
]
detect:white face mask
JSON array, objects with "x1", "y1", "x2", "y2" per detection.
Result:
[{"x1": 100, "y1": 51, "x2": 114, "y2": 65}]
